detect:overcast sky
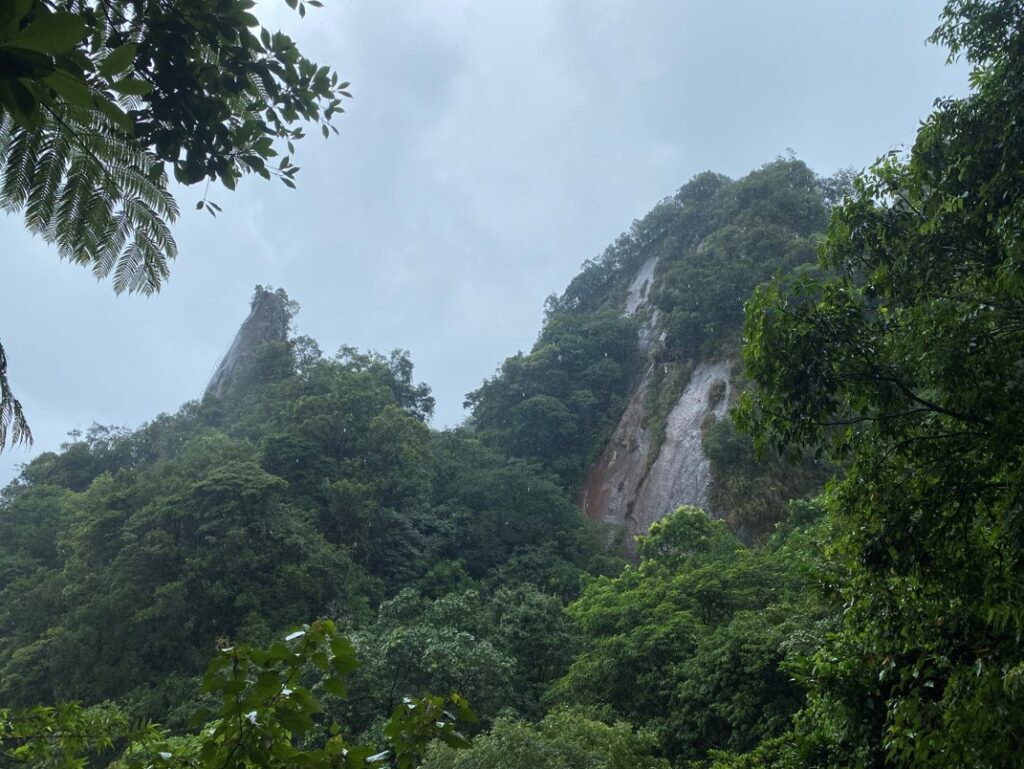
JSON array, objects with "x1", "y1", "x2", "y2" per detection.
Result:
[{"x1": 1, "y1": 1, "x2": 968, "y2": 484}]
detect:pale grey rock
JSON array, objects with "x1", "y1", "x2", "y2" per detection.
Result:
[
  {"x1": 205, "y1": 286, "x2": 292, "y2": 399},
  {"x1": 624, "y1": 255, "x2": 659, "y2": 316},
  {"x1": 628, "y1": 359, "x2": 731, "y2": 533},
  {"x1": 582, "y1": 360, "x2": 732, "y2": 548},
  {"x1": 581, "y1": 254, "x2": 735, "y2": 549}
]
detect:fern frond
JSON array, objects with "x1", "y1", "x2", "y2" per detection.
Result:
[
  {"x1": 0, "y1": 104, "x2": 178, "y2": 296},
  {"x1": 0, "y1": 340, "x2": 31, "y2": 450}
]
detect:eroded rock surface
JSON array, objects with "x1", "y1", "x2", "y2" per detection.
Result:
[
  {"x1": 624, "y1": 256, "x2": 659, "y2": 315},
  {"x1": 582, "y1": 255, "x2": 734, "y2": 547},
  {"x1": 205, "y1": 286, "x2": 291, "y2": 399},
  {"x1": 629, "y1": 360, "x2": 731, "y2": 533},
  {"x1": 582, "y1": 361, "x2": 731, "y2": 546},
  {"x1": 624, "y1": 256, "x2": 663, "y2": 354},
  {"x1": 581, "y1": 375, "x2": 654, "y2": 530}
]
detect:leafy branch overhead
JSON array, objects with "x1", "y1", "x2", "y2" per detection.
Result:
[
  {"x1": 0, "y1": 0, "x2": 349, "y2": 450},
  {"x1": 0, "y1": 0, "x2": 350, "y2": 294}
]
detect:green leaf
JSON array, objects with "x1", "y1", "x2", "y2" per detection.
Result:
[
  {"x1": 111, "y1": 77, "x2": 153, "y2": 96},
  {"x1": 99, "y1": 44, "x2": 137, "y2": 78},
  {"x1": 253, "y1": 671, "x2": 281, "y2": 698},
  {"x1": 188, "y1": 707, "x2": 214, "y2": 729},
  {"x1": 1, "y1": 0, "x2": 33, "y2": 36},
  {"x1": 329, "y1": 637, "x2": 358, "y2": 671},
  {"x1": 311, "y1": 652, "x2": 330, "y2": 671},
  {"x1": 276, "y1": 709, "x2": 313, "y2": 734},
  {"x1": 43, "y1": 69, "x2": 93, "y2": 108},
  {"x1": 93, "y1": 94, "x2": 135, "y2": 134},
  {"x1": 439, "y1": 731, "x2": 471, "y2": 749},
  {"x1": 3, "y1": 78, "x2": 39, "y2": 127},
  {"x1": 322, "y1": 677, "x2": 346, "y2": 698},
  {"x1": 6, "y1": 11, "x2": 86, "y2": 54}
]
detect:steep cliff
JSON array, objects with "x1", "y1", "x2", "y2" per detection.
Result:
[
  {"x1": 582, "y1": 359, "x2": 733, "y2": 542},
  {"x1": 580, "y1": 252, "x2": 735, "y2": 543},
  {"x1": 469, "y1": 157, "x2": 837, "y2": 544},
  {"x1": 205, "y1": 286, "x2": 292, "y2": 399}
]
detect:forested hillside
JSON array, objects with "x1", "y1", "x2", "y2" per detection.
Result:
[
  {"x1": 468, "y1": 157, "x2": 834, "y2": 541},
  {"x1": 3, "y1": 1, "x2": 1024, "y2": 767},
  {"x1": 0, "y1": 331, "x2": 624, "y2": 729},
  {"x1": 0, "y1": 164, "x2": 837, "y2": 763}
]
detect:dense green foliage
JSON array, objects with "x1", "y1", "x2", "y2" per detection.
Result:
[
  {"x1": 1, "y1": 620, "x2": 475, "y2": 769},
  {"x1": 702, "y1": 417, "x2": 830, "y2": 541},
  {"x1": 5, "y1": 3, "x2": 1023, "y2": 766},
  {"x1": 732, "y1": 2, "x2": 1024, "y2": 765},
  {"x1": 651, "y1": 161, "x2": 825, "y2": 360},
  {"x1": 465, "y1": 309, "x2": 640, "y2": 489},
  {"x1": 544, "y1": 159, "x2": 829, "y2": 358},
  {"x1": 421, "y1": 708, "x2": 668, "y2": 769},
  {"x1": 0, "y1": 328, "x2": 619, "y2": 733},
  {"x1": 548, "y1": 507, "x2": 822, "y2": 765}
]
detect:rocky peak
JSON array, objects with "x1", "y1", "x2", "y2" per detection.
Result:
[{"x1": 205, "y1": 286, "x2": 292, "y2": 399}]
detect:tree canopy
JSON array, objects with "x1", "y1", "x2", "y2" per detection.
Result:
[
  {"x1": 736, "y1": 1, "x2": 1024, "y2": 763},
  {"x1": 0, "y1": 320, "x2": 621, "y2": 729}
]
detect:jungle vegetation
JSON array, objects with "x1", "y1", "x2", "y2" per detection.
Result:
[{"x1": 3, "y1": 1, "x2": 1024, "y2": 767}]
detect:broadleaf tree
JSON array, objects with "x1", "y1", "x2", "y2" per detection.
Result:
[
  {"x1": 736, "y1": 1, "x2": 1024, "y2": 763},
  {"x1": 0, "y1": 620, "x2": 474, "y2": 769}
]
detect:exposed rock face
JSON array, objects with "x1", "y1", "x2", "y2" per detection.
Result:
[
  {"x1": 629, "y1": 360, "x2": 731, "y2": 531},
  {"x1": 205, "y1": 286, "x2": 291, "y2": 399},
  {"x1": 625, "y1": 256, "x2": 663, "y2": 354},
  {"x1": 624, "y1": 255, "x2": 659, "y2": 315},
  {"x1": 581, "y1": 257, "x2": 734, "y2": 547},
  {"x1": 580, "y1": 375, "x2": 655, "y2": 532},
  {"x1": 582, "y1": 361, "x2": 732, "y2": 545}
]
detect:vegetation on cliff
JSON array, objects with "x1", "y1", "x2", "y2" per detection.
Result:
[
  {"x1": 3, "y1": 2, "x2": 1024, "y2": 767},
  {"x1": 468, "y1": 156, "x2": 840, "y2": 511}
]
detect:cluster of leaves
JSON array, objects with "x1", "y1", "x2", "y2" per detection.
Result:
[
  {"x1": 0, "y1": 701, "x2": 153, "y2": 769},
  {"x1": 420, "y1": 708, "x2": 668, "y2": 769},
  {"x1": 730, "y1": 1, "x2": 1024, "y2": 765},
  {"x1": 545, "y1": 159, "x2": 836, "y2": 358},
  {"x1": 0, "y1": 620, "x2": 475, "y2": 769},
  {"x1": 335, "y1": 584, "x2": 579, "y2": 739},
  {"x1": 650, "y1": 159, "x2": 829, "y2": 360},
  {"x1": 0, "y1": 342, "x2": 29, "y2": 449},
  {"x1": 0, "y1": 0, "x2": 347, "y2": 290},
  {"x1": 465, "y1": 309, "x2": 640, "y2": 490},
  {"x1": 547, "y1": 506, "x2": 824, "y2": 766},
  {"x1": 702, "y1": 415, "x2": 831, "y2": 542},
  {"x1": 0, "y1": 0, "x2": 349, "y2": 453}
]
